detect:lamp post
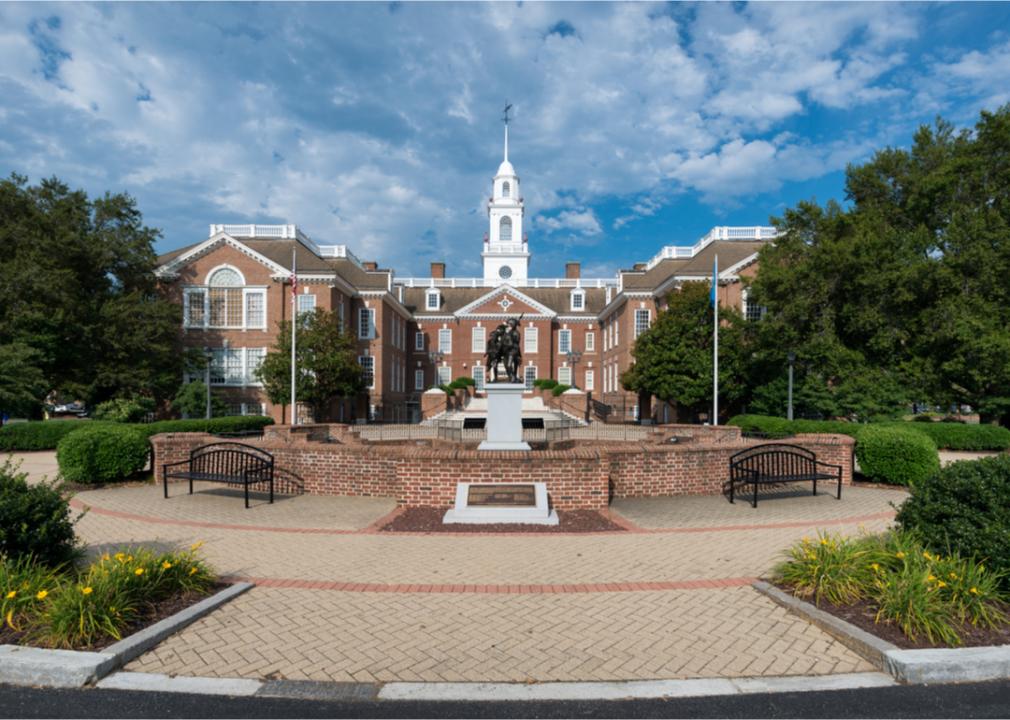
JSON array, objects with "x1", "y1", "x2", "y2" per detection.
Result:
[
  {"x1": 565, "y1": 349, "x2": 583, "y2": 386},
  {"x1": 428, "y1": 349, "x2": 445, "y2": 386},
  {"x1": 787, "y1": 351, "x2": 796, "y2": 421},
  {"x1": 204, "y1": 348, "x2": 213, "y2": 420}
]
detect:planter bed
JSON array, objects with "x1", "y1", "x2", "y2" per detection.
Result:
[
  {"x1": 774, "y1": 581, "x2": 1010, "y2": 650},
  {"x1": 380, "y1": 507, "x2": 627, "y2": 533}
]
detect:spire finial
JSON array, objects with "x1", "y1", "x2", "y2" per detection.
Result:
[{"x1": 502, "y1": 101, "x2": 512, "y2": 162}]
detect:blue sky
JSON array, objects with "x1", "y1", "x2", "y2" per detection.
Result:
[{"x1": 1, "y1": 2, "x2": 1009, "y2": 278}]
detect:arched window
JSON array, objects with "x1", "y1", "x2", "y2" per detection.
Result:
[
  {"x1": 499, "y1": 216, "x2": 513, "y2": 243},
  {"x1": 502, "y1": 181, "x2": 511, "y2": 198},
  {"x1": 207, "y1": 267, "x2": 244, "y2": 326}
]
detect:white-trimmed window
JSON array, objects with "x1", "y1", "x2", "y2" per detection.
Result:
[
  {"x1": 524, "y1": 326, "x2": 538, "y2": 353},
  {"x1": 207, "y1": 268, "x2": 244, "y2": 328},
  {"x1": 244, "y1": 290, "x2": 265, "y2": 329},
  {"x1": 184, "y1": 289, "x2": 206, "y2": 328},
  {"x1": 426, "y1": 289, "x2": 440, "y2": 311},
  {"x1": 358, "y1": 307, "x2": 375, "y2": 339},
  {"x1": 438, "y1": 328, "x2": 452, "y2": 353},
  {"x1": 472, "y1": 326, "x2": 486, "y2": 353},
  {"x1": 614, "y1": 317, "x2": 619, "y2": 345},
  {"x1": 245, "y1": 348, "x2": 266, "y2": 385},
  {"x1": 558, "y1": 366, "x2": 572, "y2": 386},
  {"x1": 415, "y1": 331, "x2": 425, "y2": 351},
  {"x1": 634, "y1": 309, "x2": 651, "y2": 339},
  {"x1": 558, "y1": 329, "x2": 572, "y2": 354},
  {"x1": 415, "y1": 368, "x2": 425, "y2": 390},
  {"x1": 500, "y1": 216, "x2": 513, "y2": 242},
  {"x1": 358, "y1": 355, "x2": 374, "y2": 389},
  {"x1": 297, "y1": 294, "x2": 316, "y2": 324},
  {"x1": 502, "y1": 181, "x2": 511, "y2": 198},
  {"x1": 437, "y1": 365, "x2": 452, "y2": 386},
  {"x1": 472, "y1": 365, "x2": 485, "y2": 392},
  {"x1": 585, "y1": 331, "x2": 595, "y2": 352},
  {"x1": 208, "y1": 349, "x2": 226, "y2": 385},
  {"x1": 570, "y1": 289, "x2": 585, "y2": 311},
  {"x1": 585, "y1": 369, "x2": 595, "y2": 392},
  {"x1": 743, "y1": 289, "x2": 766, "y2": 322},
  {"x1": 524, "y1": 365, "x2": 537, "y2": 391}
]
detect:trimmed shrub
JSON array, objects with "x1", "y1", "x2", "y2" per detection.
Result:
[
  {"x1": 57, "y1": 425, "x2": 150, "y2": 484},
  {"x1": 895, "y1": 422, "x2": 1010, "y2": 451},
  {"x1": 896, "y1": 454, "x2": 1010, "y2": 589},
  {"x1": 0, "y1": 460, "x2": 79, "y2": 567},
  {"x1": 0, "y1": 421, "x2": 105, "y2": 452},
  {"x1": 538, "y1": 379, "x2": 557, "y2": 390},
  {"x1": 139, "y1": 416, "x2": 273, "y2": 438},
  {"x1": 856, "y1": 425, "x2": 939, "y2": 486},
  {"x1": 91, "y1": 397, "x2": 155, "y2": 423},
  {"x1": 551, "y1": 384, "x2": 571, "y2": 397},
  {"x1": 727, "y1": 414, "x2": 795, "y2": 438}
]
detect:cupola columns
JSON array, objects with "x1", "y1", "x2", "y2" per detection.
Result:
[{"x1": 483, "y1": 104, "x2": 529, "y2": 283}]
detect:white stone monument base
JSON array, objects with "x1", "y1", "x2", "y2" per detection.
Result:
[
  {"x1": 477, "y1": 382, "x2": 531, "y2": 451},
  {"x1": 442, "y1": 482, "x2": 559, "y2": 525}
]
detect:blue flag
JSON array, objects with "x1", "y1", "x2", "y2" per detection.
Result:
[{"x1": 710, "y1": 255, "x2": 718, "y2": 307}]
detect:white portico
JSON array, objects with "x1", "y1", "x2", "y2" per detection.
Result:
[{"x1": 482, "y1": 105, "x2": 529, "y2": 284}]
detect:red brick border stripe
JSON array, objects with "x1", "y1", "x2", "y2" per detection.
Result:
[{"x1": 222, "y1": 575, "x2": 760, "y2": 594}]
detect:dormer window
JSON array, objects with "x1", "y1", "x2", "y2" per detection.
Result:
[
  {"x1": 570, "y1": 289, "x2": 585, "y2": 311},
  {"x1": 426, "y1": 289, "x2": 440, "y2": 311},
  {"x1": 502, "y1": 181, "x2": 511, "y2": 198}
]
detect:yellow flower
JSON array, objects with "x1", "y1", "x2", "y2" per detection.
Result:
[
  {"x1": 114, "y1": 552, "x2": 126, "y2": 562},
  {"x1": 81, "y1": 587, "x2": 93, "y2": 596},
  {"x1": 4, "y1": 590, "x2": 14, "y2": 599},
  {"x1": 35, "y1": 590, "x2": 48, "y2": 600},
  {"x1": 970, "y1": 587, "x2": 979, "y2": 595},
  {"x1": 949, "y1": 572, "x2": 958, "y2": 580},
  {"x1": 101, "y1": 553, "x2": 110, "y2": 562},
  {"x1": 134, "y1": 568, "x2": 145, "y2": 576},
  {"x1": 190, "y1": 541, "x2": 204, "y2": 551},
  {"x1": 5, "y1": 609, "x2": 12, "y2": 628},
  {"x1": 923, "y1": 551, "x2": 932, "y2": 560},
  {"x1": 162, "y1": 561, "x2": 173, "y2": 570},
  {"x1": 806, "y1": 552, "x2": 817, "y2": 560},
  {"x1": 870, "y1": 563, "x2": 880, "y2": 572},
  {"x1": 820, "y1": 538, "x2": 829, "y2": 546},
  {"x1": 937, "y1": 580, "x2": 947, "y2": 588},
  {"x1": 927, "y1": 575, "x2": 936, "y2": 582},
  {"x1": 895, "y1": 552, "x2": 906, "y2": 559},
  {"x1": 189, "y1": 567, "x2": 198, "y2": 575},
  {"x1": 127, "y1": 555, "x2": 133, "y2": 562}
]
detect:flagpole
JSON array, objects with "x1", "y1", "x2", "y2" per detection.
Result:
[
  {"x1": 713, "y1": 254, "x2": 719, "y2": 426},
  {"x1": 290, "y1": 248, "x2": 298, "y2": 426}
]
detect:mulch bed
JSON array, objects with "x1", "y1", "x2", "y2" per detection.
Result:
[
  {"x1": 379, "y1": 506, "x2": 627, "y2": 533},
  {"x1": 0, "y1": 581, "x2": 228, "y2": 651},
  {"x1": 775, "y1": 582, "x2": 1010, "y2": 649}
]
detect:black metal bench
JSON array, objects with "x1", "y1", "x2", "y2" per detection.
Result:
[
  {"x1": 162, "y1": 442, "x2": 274, "y2": 508},
  {"x1": 729, "y1": 443, "x2": 841, "y2": 508}
]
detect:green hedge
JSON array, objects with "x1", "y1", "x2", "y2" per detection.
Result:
[
  {"x1": 855, "y1": 426, "x2": 940, "y2": 486},
  {"x1": 551, "y1": 384, "x2": 572, "y2": 396},
  {"x1": 57, "y1": 425, "x2": 151, "y2": 484},
  {"x1": 0, "y1": 416, "x2": 274, "y2": 451},
  {"x1": 728, "y1": 414, "x2": 1010, "y2": 451},
  {"x1": 896, "y1": 454, "x2": 1010, "y2": 588}
]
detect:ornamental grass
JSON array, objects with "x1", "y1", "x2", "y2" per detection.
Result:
[
  {"x1": 1, "y1": 542, "x2": 216, "y2": 649},
  {"x1": 774, "y1": 531, "x2": 1008, "y2": 646}
]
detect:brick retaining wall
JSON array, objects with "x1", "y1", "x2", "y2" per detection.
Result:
[{"x1": 150, "y1": 430, "x2": 853, "y2": 509}]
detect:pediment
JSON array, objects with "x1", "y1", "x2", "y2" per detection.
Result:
[
  {"x1": 155, "y1": 233, "x2": 288, "y2": 279},
  {"x1": 454, "y1": 285, "x2": 555, "y2": 318}
]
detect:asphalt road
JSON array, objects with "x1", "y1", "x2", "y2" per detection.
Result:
[{"x1": 1, "y1": 680, "x2": 1009, "y2": 719}]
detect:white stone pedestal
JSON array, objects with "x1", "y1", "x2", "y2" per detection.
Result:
[{"x1": 478, "y1": 383, "x2": 531, "y2": 451}]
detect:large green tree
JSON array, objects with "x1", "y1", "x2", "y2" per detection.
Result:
[
  {"x1": 622, "y1": 281, "x2": 747, "y2": 422},
  {"x1": 0, "y1": 175, "x2": 183, "y2": 413},
  {"x1": 256, "y1": 308, "x2": 365, "y2": 421},
  {"x1": 746, "y1": 105, "x2": 1010, "y2": 424}
]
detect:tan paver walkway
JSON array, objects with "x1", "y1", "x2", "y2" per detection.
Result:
[{"x1": 51, "y1": 478, "x2": 899, "y2": 683}]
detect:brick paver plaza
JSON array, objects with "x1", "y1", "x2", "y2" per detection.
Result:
[{"x1": 16, "y1": 449, "x2": 900, "y2": 685}]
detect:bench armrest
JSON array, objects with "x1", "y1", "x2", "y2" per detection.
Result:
[{"x1": 814, "y1": 460, "x2": 843, "y2": 473}]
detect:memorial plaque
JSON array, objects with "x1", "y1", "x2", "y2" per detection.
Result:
[{"x1": 467, "y1": 484, "x2": 537, "y2": 507}]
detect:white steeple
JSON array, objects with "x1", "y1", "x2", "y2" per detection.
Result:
[{"x1": 483, "y1": 103, "x2": 529, "y2": 283}]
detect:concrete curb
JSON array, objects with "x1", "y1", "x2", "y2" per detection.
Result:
[
  {"x1": 95, "y1": 671, "x2": 893, "y2": 702},
  {"x1": 0, "y1": 582, "x2": 252, "y2": 688},
  {"x1": 753, "y1": 580, "x2": 1010, "y2": 684}
]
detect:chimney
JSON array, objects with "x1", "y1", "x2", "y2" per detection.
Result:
[
  {"x1": 430, "y1": 262, "x2": 445, "y2": 279},
  {"x1": 633, "y1": 262, "x2": 646, "y2": 271},
  {"x1": 362, "y1": 261, "x2": 378, "y2": 271},
  {"x1": 565, "y1": 262, "x2": 581, "y2": 280}
]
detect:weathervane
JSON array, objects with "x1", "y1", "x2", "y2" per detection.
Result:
[{"x1": 502, "y1": 102, "x2": 512, "y2": 126}]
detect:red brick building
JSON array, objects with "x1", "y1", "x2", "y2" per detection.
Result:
[{"x1": 155, "y1": 132, "x2": 776, "y2": 423}]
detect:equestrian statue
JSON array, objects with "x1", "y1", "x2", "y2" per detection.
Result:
[{"x1": 484, "y1": 315, "x2": 523, "y2": 383}]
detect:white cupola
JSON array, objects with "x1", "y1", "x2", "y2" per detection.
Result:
[{"x1": 483, "y1": 106, "x2": 529, "y2": 283}]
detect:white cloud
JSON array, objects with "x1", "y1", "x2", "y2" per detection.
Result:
[{"x1": 536, "y1": 209, "x2": 602, "y2": 236}]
